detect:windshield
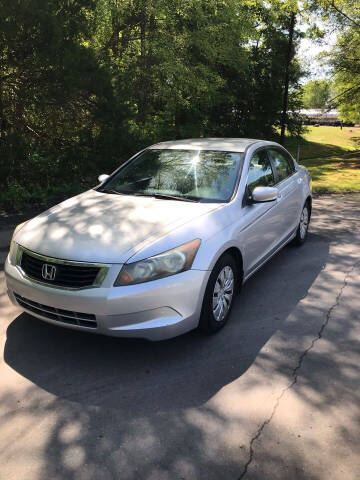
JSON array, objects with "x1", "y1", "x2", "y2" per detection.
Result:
[{"x1": 98, "y1": 149, "x2": 243, "y2": 202}]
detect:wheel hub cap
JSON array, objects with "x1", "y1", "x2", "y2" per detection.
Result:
[
  {"x1": 212, "y1": 266, "x2": 234, "y2": 322},
  {"x1": 300, "y1": 206, "x2": 309, "y2": 239}
]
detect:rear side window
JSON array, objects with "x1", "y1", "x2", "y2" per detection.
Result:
[
  {"x1": 268, "y1": 149, "x2": 295, "y2": 182},
  {"x1": 247, "y1": 150, "x2": 275, "y2": 193}
]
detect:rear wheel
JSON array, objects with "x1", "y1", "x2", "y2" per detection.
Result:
[
  {"x1": 199, "y1": 253, "x2": 239, "y2": 334},
  {"x1": 293, "y1": 202, "x2": 310, "y2": 246}
]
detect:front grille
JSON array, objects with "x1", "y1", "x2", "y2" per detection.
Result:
[
  {"x1": 20, "y1": 251, "x2": 101, "y2": 288},
  {"x1": 14, "y1": 293, "x2": 97, "y2": 329}
]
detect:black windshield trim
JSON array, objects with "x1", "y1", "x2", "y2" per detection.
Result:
[{"x1": 99, "y1": 190, "x2": 201, "y2": 202}]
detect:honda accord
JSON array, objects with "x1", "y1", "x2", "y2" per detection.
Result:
[{"x1": 5, "y1": 138, "x2": 311, "y2": 340}]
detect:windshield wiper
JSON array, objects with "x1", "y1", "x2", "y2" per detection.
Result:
[
  {"x1": 148, "y1": 193, "x2": 199, "y2": 202},
  {"x1": 114, "y1": 191, "x2": 199, "y2": 202},
  {"x1": 100, "y1": 189, "x2": 199, "y2": 202},
  {"x1": 100, "y1": 189, "x2": 126, "y2": 195}
]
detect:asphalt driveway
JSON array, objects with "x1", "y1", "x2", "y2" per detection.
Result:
[{"x1": 0, "y1": 194, "x2": 360, "y2": 480}]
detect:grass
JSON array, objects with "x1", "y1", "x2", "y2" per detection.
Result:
[
  {"x1": 285, "y1": 126, "x2": 360, "y2": 193},
  {"x1": 301, "y1": 154, "x2": 360, "y2": 193}
]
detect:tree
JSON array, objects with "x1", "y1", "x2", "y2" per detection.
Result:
[
  {"x1": 305, "y1": 0, "x2": 360, "y2": 122},
  {"x1": 1, "y1": 0, "x2": 304, "y2": 208},
  {"x1": 302, "y1": 79, "x2": 332, "y2": 108},
  {"x1": 331, "y1": 27, "x2": 360, "y2": 123},
  {"x1": 0, "y1": 0, "x2": 119, "y2": 190},
  {"x1": 280, "y1": 11, "x2": 296, "y2": 145}
]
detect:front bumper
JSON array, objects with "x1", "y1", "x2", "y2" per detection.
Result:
[{"x1": 5, "y1": 257, "x2": 210, "y2": 341}]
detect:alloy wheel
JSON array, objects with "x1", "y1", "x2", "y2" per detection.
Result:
[
  {"x1": 300, "y1": 205, "x2": 309, "y2": 239},
  {"x1": 212, "y1": 266, "x2": 234, "y2": 322}
]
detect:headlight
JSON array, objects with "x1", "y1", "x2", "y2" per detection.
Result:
[
  {"x1": 114, "y1": 239, "x2": 201, "y2": 286},
  {"x1": 9, "y1": 221, "x2": 28, "y2": 265}
]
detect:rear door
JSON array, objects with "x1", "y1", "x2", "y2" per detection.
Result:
[{"x1": 267, "y1": 148, "x2": 303, "y2": 238}]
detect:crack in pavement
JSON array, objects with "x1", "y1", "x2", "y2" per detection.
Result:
[{"x1": 238, "y1": 259, "x2": 360, "y2": 480}]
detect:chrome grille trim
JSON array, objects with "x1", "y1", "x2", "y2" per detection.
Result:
[{"x1": 16, "y1": 246, "x2": 110, "y2": 290}]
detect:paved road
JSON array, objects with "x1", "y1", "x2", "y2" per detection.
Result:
[{"x1": 1, "y1": 195, "x2": 360, "y2": 480}]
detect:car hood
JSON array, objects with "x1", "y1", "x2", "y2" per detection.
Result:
[{"x1": 16, "y1": 190, "x2": 219, "y2": 263}]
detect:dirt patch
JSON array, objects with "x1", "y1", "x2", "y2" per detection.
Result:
[{"x1": 335, "y1": 161, "x2": 360, "y2": 169}]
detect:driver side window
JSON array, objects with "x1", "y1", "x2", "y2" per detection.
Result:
[
  {"x1": 268, "y1": 149, "x2": 295, "y2": 182},
  {"x1": 247, "y1": 150, "x2": 275, "y2": 194}
]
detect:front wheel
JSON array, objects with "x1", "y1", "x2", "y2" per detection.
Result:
[
  {"x1": 199, "y1": 253, "x2": 239, "y2": 334},
  {"x1": 293, "y1": 202, "x2": 310, "y2": 246}
]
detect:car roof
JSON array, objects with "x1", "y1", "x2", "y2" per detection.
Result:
[{"x1": 148, "y1": 138, "x2": 280, "y2": 153}]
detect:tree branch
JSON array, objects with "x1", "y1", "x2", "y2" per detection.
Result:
[{"x1": 330, "y1": 2, "x2": 360, "y2": 28}]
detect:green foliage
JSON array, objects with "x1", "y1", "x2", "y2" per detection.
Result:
[
  {"x1": 0, "y1": 0, "x2": 305, "y2": 210},
  {"x1": 305, "y1": 0, "x2": 360, "y2": 123},
  {"x1": 302, "y1": 79, "x2": 332, "y2": 108},
  {"x1": 332, "y1": 28, "x2": 360, "y2": 123}
]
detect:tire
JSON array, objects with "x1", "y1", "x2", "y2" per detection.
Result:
[
  {"x1": 292, "y1": 201, "x2": 310, "y2": 246},
  {"x1": 199, "y1": 253, "x2": 239, "y2": 334}
]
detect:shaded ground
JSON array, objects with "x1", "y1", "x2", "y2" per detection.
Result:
[{"x1": 0, "y1": 194, "x2": 360, "y2": 479}]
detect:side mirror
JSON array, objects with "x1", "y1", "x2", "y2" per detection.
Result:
[
  {"x1": 252, "y1": 186, "x2": 279, "y2": 203},
  {"x1": 98, "y1": 174, "x2": 109, "y2": 183}
]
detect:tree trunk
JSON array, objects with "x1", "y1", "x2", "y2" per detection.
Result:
[
  {"x1": 280, "y1": 12, "x2": 296, "y2": 146},
  {"x1": 138, "y1": 8, "x2": 147, "y2": 125}
]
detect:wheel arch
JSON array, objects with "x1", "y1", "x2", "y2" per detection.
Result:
[
  {"x1": 215, "y1": 246, "x2": 244, "y2": 288},
  {"x1": 305, "y1": 195, "x2": 312, "y2": 218}
]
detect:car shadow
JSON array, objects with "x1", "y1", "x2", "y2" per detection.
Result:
[{"x1": 3, "y1": 232, "x2": 330, "y2": 416}]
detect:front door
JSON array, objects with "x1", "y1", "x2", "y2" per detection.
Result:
[{"x1": 240, "y1": 149, "x2": 282, "y2": 277}]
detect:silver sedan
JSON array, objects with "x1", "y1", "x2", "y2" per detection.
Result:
[{"x1": 5, "y1": 138, "x2": 311, "y2": 340}]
